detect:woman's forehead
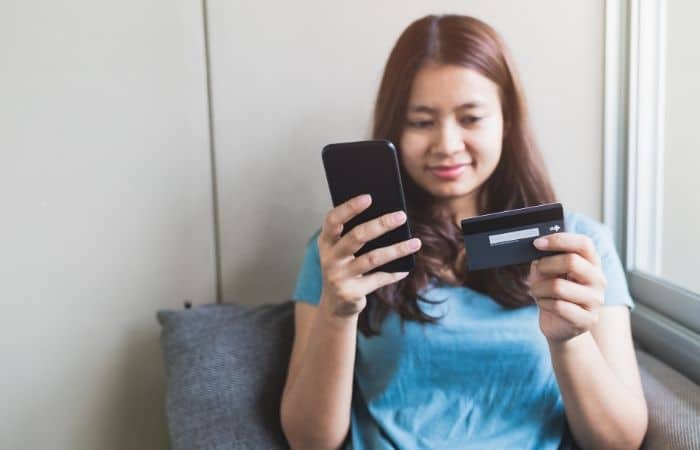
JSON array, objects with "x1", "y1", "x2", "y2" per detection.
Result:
[{"x1": 408, "y1": 64, "x2": 500, "y2": 110}]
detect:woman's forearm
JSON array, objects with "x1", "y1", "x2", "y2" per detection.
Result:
[
  {"x1": 281, "y1": 297, "x2": 358, "y2": 450},
  {"x1": 548, "y1": 332, "x2": 647, "y2": 450}
]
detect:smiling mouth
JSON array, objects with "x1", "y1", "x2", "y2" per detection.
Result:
[{"x1": 428, "y1": 163, "x2": 473, "y2": 180}]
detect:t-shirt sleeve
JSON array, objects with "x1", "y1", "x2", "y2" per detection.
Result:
[
  {"x1": 291, "y1": 229, "x2": 323, "y2": 306},
  {"x1": 567, "y1": 213, "x2": 635, "y2": 310}
]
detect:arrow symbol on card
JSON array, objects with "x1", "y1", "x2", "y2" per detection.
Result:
[{"x1": 549, "y1": 225, "x2": 561, "y2": 232}]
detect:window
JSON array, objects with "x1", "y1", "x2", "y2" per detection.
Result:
[{"x1": 605, "y1": 0, "x2": 700, "y2": 383}]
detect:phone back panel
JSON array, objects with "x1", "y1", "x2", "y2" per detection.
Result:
[{"x1": 322, "y1": 140, "x2": 414, "y2": 273}]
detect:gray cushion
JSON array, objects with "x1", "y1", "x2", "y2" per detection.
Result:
[
  {"x1": 157, "y1": 301, "x2": 294, "y2": 450},
  {"x1": 637, "y1": 348, "x2": 700, "y2": 450}
]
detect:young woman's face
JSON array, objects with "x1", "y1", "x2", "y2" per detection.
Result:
[{"x1": 400, "y1": 64, "x2": 504, "y2": 214}]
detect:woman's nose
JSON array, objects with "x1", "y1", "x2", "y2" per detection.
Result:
[{"x1": 432, "y1": 121, "x2": 465, "y2": 156}]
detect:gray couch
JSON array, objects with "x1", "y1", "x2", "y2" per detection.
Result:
[{"x1": 157, "y1": 301, "x2": 700, "y2": 450}]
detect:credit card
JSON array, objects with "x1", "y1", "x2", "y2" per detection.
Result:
[{"x1": 460, "y1": 203, "x2": 565, "y2": 271}]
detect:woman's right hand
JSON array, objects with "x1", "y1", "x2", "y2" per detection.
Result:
[{"x1": 317, "y1": 193, "x2": 422, "y2": 319}]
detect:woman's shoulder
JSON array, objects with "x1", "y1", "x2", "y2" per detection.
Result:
[
  {"x1": 563, "y1": 209, "x2": 634, "y2": 309},
  {"x1": 563, "y1": 209, "x2": 619, "y2": 257},
  {"x1": 564, "y1": 209, "x2": 609, "y2": 238},
  {"x1": 301, "y1": 228, "x2": 322, "y2": 253},
  {"x1": 292, "y1": 228, "x2": 324, "y2": 305}
]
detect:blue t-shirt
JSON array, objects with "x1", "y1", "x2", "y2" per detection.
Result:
[{"x1": 292, "y1": 211, "x2": 634, "y2": 450}]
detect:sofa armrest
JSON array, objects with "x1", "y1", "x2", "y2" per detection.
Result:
[{"x1": 637, "y1": 348, "x2": 700, "y2": 450}]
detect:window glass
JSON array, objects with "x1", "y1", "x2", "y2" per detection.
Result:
[{"x1": 633, "y1": 0, "x2": 700, "y2": 295}]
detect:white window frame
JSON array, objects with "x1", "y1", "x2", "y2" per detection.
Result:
[{"x1": 604, "y1": 0, "x2": 700, "y2": 384}]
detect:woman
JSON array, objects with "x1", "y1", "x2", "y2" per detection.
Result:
[{"x1": 280, "y1": 14, "x2": 648, "y2": 450}]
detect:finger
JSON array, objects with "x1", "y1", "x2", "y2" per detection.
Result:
[
  {"x1": 530, "y1": 277, "x2": 604, "y2": 309},
  {"x1": 344, "y1": 238, "x2": 422, "y2": 277},
  {"x1": 534, "y1": 253, "x2": 605, "y2": 287},
  {"x1": 351, "y1": 270, "x2": 411, "y2": 294},
  {"x1": 535, "y1": 298, "x2": 597, "y2": 330},
  {"x1": 334, "y1": 209, "x2": 408, "y2": 258},
  {"x1": 533, "y1": 232, "x2": 601, "y2": 267},
  {"x1": 320, "y1": 194, "x2": 372, "y2": 244}
]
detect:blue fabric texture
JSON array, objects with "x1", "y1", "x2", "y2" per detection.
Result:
[{"x1": 291, "y1": 211, "x2": 634, "y2": 450}]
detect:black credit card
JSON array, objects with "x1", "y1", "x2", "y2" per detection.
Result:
[{"x1": 460, "y1": 203, "x2": 565, "y2": 271}]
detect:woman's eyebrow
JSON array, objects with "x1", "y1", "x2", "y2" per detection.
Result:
[
  {"x1": 407, "y1": 105, "x2": 437, "y2": 114},
  {"x1": 407, "y1": 102, "x2": 484, "y2": 114},
  {"x1": 455, "y1": 101, "x2": 485, "y2": 111}
]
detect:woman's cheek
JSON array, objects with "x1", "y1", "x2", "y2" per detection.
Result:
[
  {"x1": 399, "y1": 133, "x2": 427, "y2": 171},
  {"x1": 470, "y1": 130, "x2": 503, "y2": 172},
  {"x1": 486, "y1": 121, "x2": 505, "y2": 162}
]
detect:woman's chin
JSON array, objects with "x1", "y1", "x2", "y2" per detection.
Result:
[{"x1": 422, "y1": 182, "x2": 479, "y2": 200}]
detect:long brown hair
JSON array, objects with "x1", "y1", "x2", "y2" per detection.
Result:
[{"x1": 359, "y1": 14, "x2": 557, "y2": 336}]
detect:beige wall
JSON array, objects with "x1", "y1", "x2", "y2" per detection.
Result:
[
  {"x1": 1, "y1": 1, "x2": 215, "y2": 449},
  {"x1": 207, "y1": 0, "x2": 606, "y2": 306}
]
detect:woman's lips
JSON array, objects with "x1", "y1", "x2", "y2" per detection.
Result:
[{"x1": 428, "y1": 163, "x2": 472, "y2": 180}]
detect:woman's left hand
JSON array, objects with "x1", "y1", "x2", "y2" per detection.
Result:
[{"x1": 528, "y1": 232, "x2": 608, "y2": 343}]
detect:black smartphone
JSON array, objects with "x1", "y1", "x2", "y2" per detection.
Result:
[{"x1": 321, "y1": 140, "x2": 415, "y2": 273}]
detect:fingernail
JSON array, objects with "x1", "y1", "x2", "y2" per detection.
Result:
[
  {"x1": 406, "y1": 238, "x2": 421, "y2": 250},
  {"x1": 357, "y1": 194, "x2": 371, "y2": 207},
  {"x1": 533, "y1": 237, "x2": 548, "y2": 248},
  {"x1": 392, "y1": 211, "x2": 406, "y2": 224}
]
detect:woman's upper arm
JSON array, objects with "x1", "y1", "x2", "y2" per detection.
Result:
[
  {"x1": 285, "y1": 230, "x2": 324, "y2": 393},
  {"x1": 283, "y1": 301, "x2": 319, "y2": 396}
]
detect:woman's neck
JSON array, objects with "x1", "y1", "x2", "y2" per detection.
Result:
[{"x1": 449, "y1": 195, "x2": 479, "y2": 227}]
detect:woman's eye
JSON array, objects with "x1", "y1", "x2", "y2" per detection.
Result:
[
  {"x1": 407, "y1": 120, "x2": 434, "y2": 129},
  {"x1": 460, "y1": 116, "x2": 482, "y2": 126}
]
